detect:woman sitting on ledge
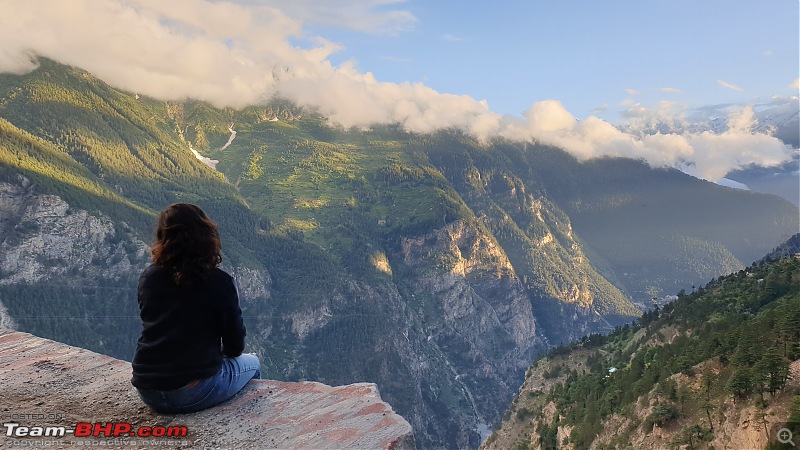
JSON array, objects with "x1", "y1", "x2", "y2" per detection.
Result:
[{"x1": 131, "y1": 203, "x2": 260, "y2": 414}]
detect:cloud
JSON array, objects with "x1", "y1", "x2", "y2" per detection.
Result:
[
  {"x1": 791, "y1": 78, "x2": 800, "y2": 90},
  {"x1": 619, "y1": 101, "x2": 688, "y2": 132},
  {"x1": 726, "y1": 106, "x2": 755, "y2": 133},
  {"x1": 239, "y1": 0, "x2": 417, "y2": 34},
  {"x1": 626, "y1": 88, "x2": 641, "y2": 96},
  {"x1": 660, "y1": 87, "x2": 681, "y2": 93},
  {"x1": 717, "y1": 80, "x2": 743, "y2": 91},
  {"x1": 502, "y1": 101, "x2": 794, "y2": 181},
  {"x1": 0, "y1": 0, "x2": 310, "y2": 106},
  {"x1": 0, "y1": 0, "x2": 793, "y2": 183},
  {"x1": 0, "y1": 0, "x2": 468, "y2": 131}
]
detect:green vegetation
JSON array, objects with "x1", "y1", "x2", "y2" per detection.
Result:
[
  {"x1": 491, "y1": 255, "x2": 800, "y2": 450},
  {"x1": 0, "y1": 278, "x2": 141, "y2": 361}
]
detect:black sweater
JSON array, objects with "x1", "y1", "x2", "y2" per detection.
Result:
[{"x1": 131, "y1": 265, "x2": 246, "y2": 391}]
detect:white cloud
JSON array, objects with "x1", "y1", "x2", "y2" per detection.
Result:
[
  {"x1": 239, "y1": 0, "x2": 417, "y2": 34},
  {"x1": 0, "y1": 0, "x2": 307, "y2": 106},
  {"x1": 626, "y1": 88, "x2": 641, "y2": 96},
  {"x1": 717, "y1": 80, "x2": 743, "y2": 91},
  {"x1": 619, "y1": 101, "x2": 688, "y2": 131},
  {"x1": 660, "y1": 87, "x2": 681, "y2": 93},
  {"x1": 0, "y1": 0, "x2": 474, "y2": 133},
  {"x1": 791, "y1": 78, "x2": 800, "y2": 90},
  {"x1": 503, "y1": 101, "x2": 793, "y2": 181},
  {"x1": 726, "y1": 106, "x2": 755, "y2": 133}
]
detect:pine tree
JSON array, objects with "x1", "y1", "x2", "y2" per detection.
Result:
[
  {"x1": 726, "y1": 367, "x2": 752, "y2": 399},
  {"x1": 755, "y1": 347, "x2": 790, "y2": 396}
]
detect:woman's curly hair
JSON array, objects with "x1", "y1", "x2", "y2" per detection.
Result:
[{"x1": 151, "y1": 203, "x2": 222, "y2": 285}]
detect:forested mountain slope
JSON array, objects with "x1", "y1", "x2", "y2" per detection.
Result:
[
  {"x1": 484, "y1": 245, "x2": 800, "y2": 450},
  {"x1": 0, "y1": 59, "x2": 797, "y2": 448}
]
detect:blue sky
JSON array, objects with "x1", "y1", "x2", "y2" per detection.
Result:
[
  {"x1": 311, "y1": 0, "x2": 799, "y2": 121},
  {"x1": 0, "y1": 0, "x2": 797, "y2": 180}
]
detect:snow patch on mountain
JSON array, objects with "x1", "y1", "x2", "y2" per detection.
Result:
[
  {"x1": 220, "y1": 123, "x2": 236, "y2": 151},
  {"x1": 716, "y1": 178, "x2": 750, "y2": 191},
  {"x1": 189, "y1": 145, "x2": 219, "y2": 169}
]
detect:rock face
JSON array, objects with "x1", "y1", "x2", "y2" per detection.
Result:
[
  {"x1": 0, "y1": 330, "x2": 415, "y2": 449},
  {"x1": 380, "y1": 219, "x2": 543, "y2": 447},
  {"x1": 230, "y1": 266, "x2": 272, "y2": 303},
  {"x1": 400, "y1": 219, "x2": 543, "y2": 400},
  {"x1": 0, "y1": 175, "x2": 149, "y2": 285},
  {"x1": 401, "y1": 220, "x2": 539, "y2": 351}
]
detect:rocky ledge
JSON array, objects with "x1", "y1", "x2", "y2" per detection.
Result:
[{"x1": 0, "y1": 330, "x2": 415, "y2": 449}]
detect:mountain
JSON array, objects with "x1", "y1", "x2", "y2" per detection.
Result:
[
  {"x1": 0, "y1": 59, "x2": 797, "y2": 449},
  {"x1": 483, "y1": 241, "x2": 800, "y2": 450},
  {"x1": 760, "y1": 233, "x2": 800, "y2": 263},
  {"x1": 752, "y1": 101, "x2": 799, "y2": 148},
  {"x1": 617, "y1": 99, "x2": 799, "y2": 147},
  {"x1": 727, "y1": 160, "x2": 800, "y2": 207},
  {"x1": 617, "y1": 99, "x2": 800, "y2": 206}
]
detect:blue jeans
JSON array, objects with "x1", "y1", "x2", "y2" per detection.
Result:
[{"x1": 137, "y1": 354, "x2": 261, "y2": 414}]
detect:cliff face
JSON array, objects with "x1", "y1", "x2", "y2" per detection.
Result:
[
  {"x1": 243, "y1": 218, "x2": 548, "y2": 449},
  {"x1": 422, "y1": 150, "x2": 643, "y2": 345},
  {"x1": 0, "y1": 174, "x2": 274, "y2": 302},
  {"x1": 0, "y1": 175, "x2": 151, "y2": 352},
  {"x1": 400, "y1": 219, "x2": 539, "y2": 352},
  {"x1": 0, "y1": 329, "x2": 415, "y2": 449},
  {"x1": 0, "y1": 175, "x2": 149, "y2": 285},
  {"x1": 0, "y1": 177, "x2": 275, "y2": 363},
  {"x1": 395, "y1": 219, "x2": 545, "y2": 446},
  {"x1": 230, "y1": 266, "x2": 272, "y2": 304}
]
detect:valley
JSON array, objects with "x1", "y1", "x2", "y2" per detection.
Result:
[{"x1": 0, "y1": 60, "x2": 797, "y2": 449}]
